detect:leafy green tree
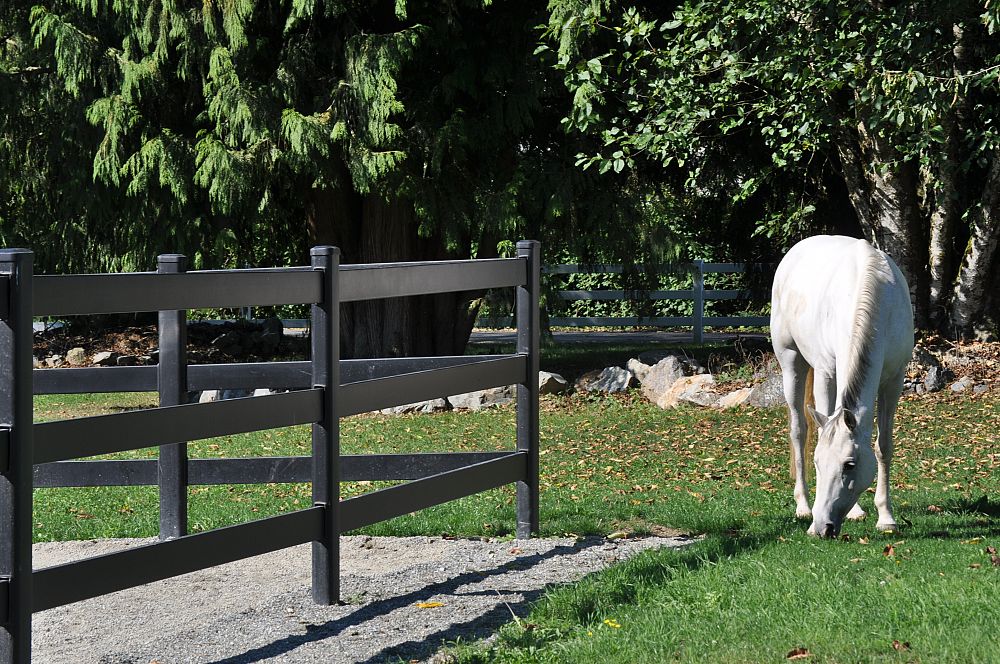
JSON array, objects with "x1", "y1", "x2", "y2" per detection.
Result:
[
  {"x1": 11, "y1": 0, "x2": 678, "y2": 354},
  {"x1": 547, "y1": 0, "x2": 1000, "y2": 335}
]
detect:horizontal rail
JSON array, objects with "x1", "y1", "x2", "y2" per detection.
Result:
[
  {"x1": 0, "y1": 274, "x2": 8, "y2": 320},
  {"x1": 32, "y1": 506, "x2": 324, "y2": 612},
  {"x1": 557, "y1": 289, "x2": 758, "y2": 302},
  {"x1": 340, "y1": 258, "x2": 525, "y2": 302},
  {"x1": 33, "y1": 389, "x2": 323, "y2": 464},
  {"x1": 32, "y1": 356, "x2": 516, "y2": 395},
  {"x1": 339, "y1": 452, "x2": 526, "y2": 532},
  {"x1": 33, "y1": 452, "x2": 517, "y2": 487},
  {"x1": 188, "y1": 362, "x2": 312, "y2": 391},
  {"x1": 0, "y1": 427, "x2": 8, "y2": 472},
  {"x1": 544, "y1": 262, "x2": 772, "y2": 275},
  {"x1": 33, "y1": 366, "x2": 157, "y2": 394},
  {"x1": 338, "y1": 355, "x2": 525, "y2": 417},
  {"x1": 33, "y1": 268, "x2": 322, "y2": 316},
  {"x1": 547, "y1": 316, "x2": 768, "y2": 327}
]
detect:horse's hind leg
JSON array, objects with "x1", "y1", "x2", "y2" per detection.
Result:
[
  {"x1": 874, "y1": 370, "x2": 904, "y2": 531},
  {"x1": 778, "y1": 350, "x2": 811, "y2": 519}
]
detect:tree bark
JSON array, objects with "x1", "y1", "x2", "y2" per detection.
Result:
[
  {"x1": 837, "y1": 123, "x2": 929, "y2": 327},
  {"x1": 950, "y1": 157, "x2": 1000, "y2": 337},
  {"x1": 926, "y1": 112, "x2": 960, "y2": 328},
  {"x1": 307, "y1": 179, "x2": 487, "y2": 358}
]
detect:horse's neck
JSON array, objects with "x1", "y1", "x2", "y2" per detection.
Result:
[{"x1": 838, "y1": 252, "x2": 888, "y2": 413}]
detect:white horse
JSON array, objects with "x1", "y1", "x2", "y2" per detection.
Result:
[{"x1": 771, "y1": 235, "x2": 914, "y2": 538}]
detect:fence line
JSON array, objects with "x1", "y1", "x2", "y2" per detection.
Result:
[
  {"x1": 0, "y1": 241, "x2": 541, "y2": 663},
  {"x1": 480, "y1": 261, "x2": 772, "y2": 343}
]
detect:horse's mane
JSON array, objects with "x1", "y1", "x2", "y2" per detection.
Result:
[{"x1": 842, "y1": 247, "x2": 890, "y2": 411}]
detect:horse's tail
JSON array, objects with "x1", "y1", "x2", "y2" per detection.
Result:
[{"x1": 790, "y1": 366, "x2": 816, "y2": 479}]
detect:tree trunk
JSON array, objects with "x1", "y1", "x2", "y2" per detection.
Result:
[
  {"x1": 837, "y1": 123, "x2": 929, "y2": 327},
  {"x1": 927, "y1": 113, "x2": 961, "y2": 327},
  {"x1": 307, "y1": 182, "x2": 486, "y2": 358},
  {"x1": 950, "y1": 157, "x2": 1000, "y2": 337}
]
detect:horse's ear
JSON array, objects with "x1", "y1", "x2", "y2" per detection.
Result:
[
  {"x1": 806, "y1": 405, "x2": 827, "y2": 429},
  {"x1": 843, "y1": 409, "x2": 857, "y2": 431}
]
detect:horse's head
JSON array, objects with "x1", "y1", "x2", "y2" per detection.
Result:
[{"x1": 806, "y1": 406, "x2": 876, "y2": 539}]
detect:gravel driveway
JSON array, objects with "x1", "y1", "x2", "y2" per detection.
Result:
[{"x1": 32, "y1": 534, "x2": 694, "y2": 663}]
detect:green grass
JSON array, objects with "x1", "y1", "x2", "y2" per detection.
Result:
[{"x1": 30, "y1": 385, "x2": 1000, "y2": 662}]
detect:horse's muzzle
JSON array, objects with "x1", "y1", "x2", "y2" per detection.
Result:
[{"x1": 818, "y1": 522, "x2": 840, "y2": 539}]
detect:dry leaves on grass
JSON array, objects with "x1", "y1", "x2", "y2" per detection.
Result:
[
  {"x1": 892, "y1": 640, "x2": 911, "y2": 651},
  {"x1": 786, "y1": 647, "x2": 811, "y2": 659}
]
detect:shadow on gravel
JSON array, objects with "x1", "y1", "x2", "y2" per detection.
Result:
[{"x1": 208, "y1": 538, "x2": 612, "y2": 664}]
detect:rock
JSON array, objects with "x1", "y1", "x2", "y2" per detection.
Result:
[
  {"x1": 92, "y1": 351, "x2": 117, "y2": 366},
  {"x1": 637, "y1": 351, "x2": 705, "y2": 376},
  {"x1": 252, "y1": 388, "x2": 276, "y2": 397},
  {"x1": 649, "y1": 373, "x2": 717, "y2": 409},
  {"x1": 220, "y1": 389, "x2": 252, "y2": 400},
  {"x1": 32, "y1": 356, "x2": 42, "y2": 369},
  {"x1": 717, "y1": 387, "x2": 753, "y2": 409},
  {"x1": 748, "y1": 371, "x2": 785, "y2": 408},
  {"x1": 574, "y1": 367, "x2": 636, "y2": 394},
  {"x1": 924, "y1": 365, "x2": 952, "y2": 392},
  {"x1": 198, "y1": 390, "x2": 221, "y2": 403},
  {"x1": 915, "y1": 383, "x2": 926, "y2": 395},
  {"x1": 639, "y1": 356, "x2": 686, "y2": 405},
  {"x1": 973, "y1": 325, "x2": 998, "y2": 343},
  {"x1": 380, "y1": 398, "x2": 450, "y2": 415},
  {"x1": 448, "y1": 385, "x2": 515, "y2": 410},
  {"x1": 45, "y1": 355, "x2": 64, "y2": 368},
  {"x1": 973, "y1": 383, "x2": 989, "y2": 395},
  {"x1": 538, "y1": 371, "x2": 571, "y2": 395},
  {"x1": 626, "y1": 358, "x2": 652, "y2": 384},
  {"x1": 116, "y1": 355, "x2": 139, "y2": 366},
  {"x1": 950, "y1": 376, "x2": 975, "y2": 393},
  {"x1": 66, "y1": 347, "x2": 86, "y2": 366},
  {"x1": 211, "y1": 331, "x2": 244, "y2": 356}
]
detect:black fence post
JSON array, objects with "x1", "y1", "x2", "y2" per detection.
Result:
[
  {"x1": 516, "y1": 240, "x2": 540, "y2": 539},
  {"x1": 0, "y1": 249, "x2": 33, "y2": 664},
  {"x1": 158, "y1": 254, "x2": 188, "y2": 539},
  {"x1": 310, "y1": 246, "x2": 341, "y2": 604},
  {"x1": 692, "y1": 259, "x2": 705, "y2": 345}
]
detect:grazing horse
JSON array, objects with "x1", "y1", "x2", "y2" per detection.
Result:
[{"x1": 771, "y1": 235, "x2": 914, "y2": 538}]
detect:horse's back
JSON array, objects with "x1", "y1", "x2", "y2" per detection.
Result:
[{"x1": 771, "y1": 235, "x2": 912, "y2": 373}]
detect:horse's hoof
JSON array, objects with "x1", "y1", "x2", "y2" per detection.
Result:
[
  {"x1": 846, "y1": 507, "x2": 867, "y2": 521},
  {"x1": 876, "y1": 522, "x2": 899, "y2": 533},
  {"x1": 795, "y1": 508, "x2": 812, "y2": 520}
]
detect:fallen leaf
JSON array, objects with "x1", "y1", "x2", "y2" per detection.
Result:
[
  {"x1": 892, "y1": 640, "x2": 911, "y2": 651},
  {"x1": 509, "y1": 547, "x2": 524, "y2": 555},
  {"x1": 969, "y1": 563, "x2": 982, "y2": 569},
  {"x1": 858, "y1": 537, "x2": 869, "y2": 544},
  {"x1": 883, "y1": 544, "x2": 895, "y2": 557},
  {"x1": 606, "y1": 531, "x2": 629, "y2": 540},
  {"x1": 786, "y1": 647, "x2": 811, "y2": 660},
  {"x1": 927, "y1": 504, "x2": 942, "y2": 513},
  {"x1": 416, "y1": 602, "x2": 445, "y2": 609},
  {"x1": 991, "y1": 555, "x2": 1000, "y2": 567},
  {"x1": 986, "y1": 546, "x2": 997, "y2": 555},
  {"x1": 849, "y1": 557, "x2": 863, "y2": 563}
]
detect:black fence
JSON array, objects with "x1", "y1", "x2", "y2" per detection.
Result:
[{"x1": 0, "y1": 242, "x2": 541, "y2": 663}]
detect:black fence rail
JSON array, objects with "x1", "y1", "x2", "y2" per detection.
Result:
[{"x1": 0, "y1": 241, "x2": 541, "y2": 663}]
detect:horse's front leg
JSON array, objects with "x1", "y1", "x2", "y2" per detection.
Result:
[
  {"x1": 874, "y1": 371, "x2": 904, "y2": 531},
  {"x1": 779, "y1": 352, "x2": 811, "y2": 520}
]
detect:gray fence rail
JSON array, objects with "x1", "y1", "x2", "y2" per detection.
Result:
[
  {"x1": 0, "y1": 242, "x2": 541, "y2": 663},
  {"x1": 480, "y1": 261, "x2": 771, "y2": 343}
]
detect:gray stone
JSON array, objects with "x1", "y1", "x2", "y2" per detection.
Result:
[
  {"x1": 538, "y1": 371, "x2": 571, "y2": 395},
  {"x1": 252, "y1": 388, "x2": 276, "y2": 397},
  {"x1": 973, "y1": 383, "x2": 989, "y2": 395},
  {"x1": 448, "y1": 385, "x2": 515, "y2": 410},
  {"x1": 198, "y1": 390, "x2": 221, "y2": 403},
  {"x1": 649, "y1": 373, "x2": 717, "y2": 408},
  {"x1": 924, "y1": 365, "x2": 952, "y2": 392},
  {"x1": 92, "y1": 351, "x2": 117, "y2": 366},
  {"x1": 32, "y1": 356, "x2": 42, "y2": 369},
  {"x1": 626, "y1": 358, "x2": 652, "y2": 384},
  {"x1": 949, "y1": 376, "x2": 975, "y2": 393},
  {"x1": 717, "y1": 387, "x2": 753, "y2": 409},
  {"x1": 66, "y1": 347, "x2": 87, "y2": 366},
  {"x1": 639, "y1": 356, "x2": 686, "y2": 404},
  {"x1": 45, "y1": 355, "x2": 64, "y2": 368},
  {"x1": 636, "y1": 351, "x2": 705, "y2": 376},
  {"x1": 574, "y1": 366, "x2": 636, "y2": 394},
  {"x1": 116, "y1": 355, "x2": 139, "y2": 366},
  {"x1": 747, "y1": 371, "x2": 785, "y2": 408},
  {"x1": 220, "y1": 389, "x2": 252, "y2": 400},
  {"x1": 380, "y1": 398, "x2": 450, "y2": 415}
]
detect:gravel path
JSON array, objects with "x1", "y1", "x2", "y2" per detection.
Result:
[{"x1": 32, "y1": 534, "x2": 694, "y2": 663}]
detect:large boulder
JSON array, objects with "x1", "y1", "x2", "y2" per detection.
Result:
[
  {"x1": 448, "y1": 385, "x2": 515, "y2": 410},
  {"x1": 717, "y1": 387, "x2": 754, "y2": 409},
  {"x1": 574, "y1": 367, "x2": 636, "y2": 394},
  {"x1": 649, "y1": 373, "x2": 718, "y2": 408},
  {"x1": 380, "y1": 398, "x2": 450, "y2": 415},
  {"x1": 538, "y1": 371, "x2": 571, "y2": 395},
  {"x1": 636, "y1": 350, "x2": 705, "y2": 375},
  {"x1": 747, "y1": 371, "x2": 785, "y2": 408},
  {"x1": 639, "y1": 356, "x2": 686, "y2": 404}
]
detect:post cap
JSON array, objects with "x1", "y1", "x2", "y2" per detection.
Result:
[
  {"x1": 157, "y1": 254, "x2": 187, "y2": 263},
  {"x1": 310, "y1": 246, "x2": 340, "y2": 257}
]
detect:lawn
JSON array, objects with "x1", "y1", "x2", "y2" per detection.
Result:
[{"x1": 30, "y1": 362, "x2": 1000, "y2": 662}]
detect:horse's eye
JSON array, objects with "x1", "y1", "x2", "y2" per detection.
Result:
[{"x1": 844, "y1": 460, "x2": 856, "y2": 472}]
